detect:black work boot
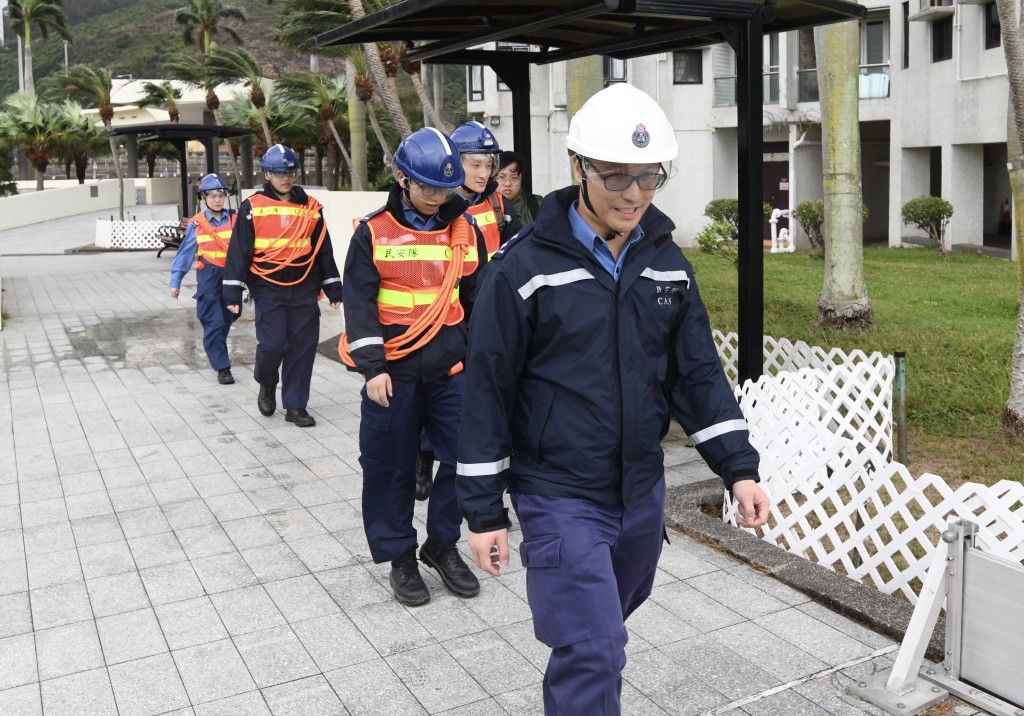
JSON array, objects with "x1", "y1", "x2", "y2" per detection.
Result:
[
  {"x1": 285, "y1": 409, "x2": 315, "y2": 427},
  {"x1": 390, "y1": 548, "x2": 430, "y2": 606},
  {"x1": 217, "y1": 368, "x2": 235, "y2": 385},
  {"x1": 414, "y1": 450, "x2": 435, "y2": 501},
  {"x1": 257, "y1": 385, "x2": 276, "y2": 416},
  {"x1": 420, "y1": 538, "x2": 480, "y2": 598}
]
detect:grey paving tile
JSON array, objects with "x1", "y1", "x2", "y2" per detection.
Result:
[
  {"x1": 210, "y1": 585, "x2": 287, "y2": 636},
  {"x1": 138, "y1": 561, "x2": 206, "y2": 606},
  {"x1": 0, "y1": 633, "x2": 37, "y2": 690},
  {"x1": 192, "y1": 551, "x2": 261, "y2": 594},
  {"x1": 436, "y1": 699, "x2": 508, "y2": 716},
  {"x1": 86, "y1": 571, "x2": 151, "y2": 618},
  {"x1": 622, "y1": 648, "x2": 730, "y2": 715},
  {"x1": 754, "y1": 609, "x2": 874, "y2": 666},
  {"x1": 221, "y1": 516, "x2": 281, "y2": 551},
  {"x1": 99, "y1": 466, "x2": 146, "y2": 491},
  {"x1": 685, "y1": 569, "x2": 791, "y2": 620},
  {"x1": 174, "y1": 523, "x2": 236, "y2": 560},
  {"x1": 795, "y1": 602, "x2": 896, "y2": 650},
  {"x1": 19, "y1": 477, "x2": 62, "y2": 503},
  {"x1": 79, "y1": 540, "x2": 137, "y2": 579},
  {"x1": 649, "y1": 580, "x2": 747, "y2": 634},
  {"x1": 315, "y1": 564, "x2": 392, "y2": 610},
  {"x1": 0, "y1": 592, "x2": 32, "y2": 639},
  {"x1": 234, "y1": 625, "x2": 319, "y2": 688},
  {"x1": 0, "y1": 504, "x2": 22, "y2": 531},
  {"x1": 21, "y1": 497, "x2": 68, "y2": 527},
  {"x1": 30, "y1": 580, "x2": 92, "y2": 630},
  {"x1": 70, "y1": 514, "x2": 125, "y2": 547},
  {"x1": 178, "y1": 454, "x2": 228, "y2": 479},
  {"x1": 107, "y1": 652, "x2": 191, "y2": 716},
  {"x1": 172, "y1": 638, "x2": 257, "y2": 705},
  {"x1": 444, "y1": 630, "x2": 543, "y2": 696},
  {"x1": 722, "y1": 564, "x2": 812, "y2": 607},
  {"x1": 0, "y1": 682, "x2": 43, "y2": 716},
  {"x1": 35, "y1": 620, "x2": 105, "y2": 680},
  {"x1": 39, "y1": 667, "x2": 119, "y2": 716},
  {"x1": 291, "y1": 613, "x2": 377, "y2": 672},
  {"x1": 59, "y1": 470, "x2": 106, "y2": 497},
  {"x1": 709, "y1": 621, "x2": 830, "y2": 683},
  {"x1": 261, "y1": 674, "x2": 348, "y2": 716},
  {"x1": 493, "y1": 684, "x2": 544, "y2": 716},
  {"x1": 463, "y1": 580, "x2": 535, "y2": 630},
  {"x1": 22, "y1": 522, "x2": 73, "y2": 560},
  {"x1": 26, "y1": 547, "x2": 83, "y2": 589},
  {"x1": 346, "y1": 599, "x2": 437, "y2": 658},
  {"x1": 205, "y1": 493, "x2": 260, "y2": 522},
  {"x1": 737, "y1": 688, "x2": 832, "y2": 715},
  {"x1": 162, "y1": 498, "x2": 218, "y2": 531},
  {"x1": 97, "y1": 607, "x2": 168, "y2": 665},
  {"x1": 264, "y1": 574, "x2": 340, "y2": 622},
  {"x1": 660, "y1": 633, "x2": 780, "y2": 700},
  {"x1": 117, "y1": 506, "x2": 172, "y2": 539},
  {"x1": 240, "y1": 543, "x2": 310, "y2": 583},
  {"x1": 155, "y1": 596, "x2": 230, "y2": 651},
  {"x1": 65, "y1": 491, "x2": 115, "y2": 520},
  {"x1": 793, "y1": 673, "x2": 891, "y2": 716},
  {"x1": 285, "y1": 534, "x2": 355, "y2": 573},
  {"x1": 150, "y1": 478, "x2": 201, "y2": 506},
  {"x1": 265, "y1": 508, "x2": 328, "y2": 542},
  {"x1": 387, "y1": 643, "x2": 488, "y2": 712},
  {"x1": 194, "y1": 690, "x2": 272, "y2": 716},
  {"x1": 626, "y1": 597, "x2": 701, "y2": 647},
  {"x1": 0, "y1": 557, "x2": 28, "y2": 597},
  {"x1": 324, "y1": 658, "x2": 427, "y2": 716},
  {"x1": 495, "y1": 620, "x2": 550, "y2": 671},
  {"x1": 107, "y1": 485, "x2": 158, "y2": 513}
]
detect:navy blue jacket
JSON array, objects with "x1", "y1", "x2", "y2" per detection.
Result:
[
  {"x1": 342, "y1": 183, "x2": 489, "y2": 382},
  {"x1": 222, "y1": 184, "x2": 343, "y2": 306},
  {"x1": 455, "y1": 186, "x2": 760, "y2": 533}
]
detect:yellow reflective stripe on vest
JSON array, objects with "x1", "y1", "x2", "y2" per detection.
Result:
[
  {"x1": 377, "y1": 286, "x2": 460, "y2": 309},
  {"x1": 474, "y1": 209, "x2": 498, "y2": 227},
  {"x1": 373, "y1": 245, "x2": 479, "y2": 262},
  {"x1": 254, "y1": 237, "x2": 312, "y2": 249},
  {"x1": 199, "y1": 250, "x2": 227, "y2": 259},
  {"x1": 250, "y1": 205, "x2": 317, "y2": 218}
]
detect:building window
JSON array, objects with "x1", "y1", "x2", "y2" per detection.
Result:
[
  {"x1": 673, "y1": 50, "x2": 702, "y2": 84},
  {"x1": 797, "y1": 27, "x2": 818, "y2": 102},
  {"x1": 985, "y1": 2, "x2": 1002, "y2": 50},
  {"x1": 763, "y1": 33, "x2": 780, "y2": 104},
  {"x1": 902, "y1": 2, "x2": 910, "y2": 69},
  {"x1": 712, "y1": 44, "x2": 736, "y2": 107},
  {"x1": 932, "y1": 16, "x2": 953, "y2": 62},
  {"x1": 468, "y1": 65, "x2": 484, "y2": 102},
  {"x1": 604, "y1": 56, "x2": 626, "y2": 85}
]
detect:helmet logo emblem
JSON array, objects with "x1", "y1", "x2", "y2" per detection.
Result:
[
  {"x1": 444, "y1": 161, "x2": 454, "y2": 177},
  {"x1": 632, "y1": 123, "x2": 650, "y2": 149}
]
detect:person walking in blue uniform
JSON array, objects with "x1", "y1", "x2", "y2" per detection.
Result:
[
  {"x1": 169, "y1": 173, "x2": 239, "y2": 385},
  {"x1": 340, "y1": 127, "x2": 488, "y2": 607},
  {"x1": 223, "y1": 144, "x2": 343, "y2": 428},
  {"x1": 456, "y1": 83, "x2": 770, "y2": 715},
  {"x1": 411, "y1": 121, "x2": 523, "y2": 502}
]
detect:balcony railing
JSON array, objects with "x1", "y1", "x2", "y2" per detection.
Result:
[
  {"x1": 797, "y1": 63, "x2": 891, "y2": 102},
  {"x1": 909, "y1": 0, "x2": 954, "y2": 21}
]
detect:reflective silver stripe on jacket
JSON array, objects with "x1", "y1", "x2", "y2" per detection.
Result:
[
  {"x1": 640, "y1": 268, "x2": 690, "y2": 286},
  {"x1": 457, "y1": 456, "x2": 512, "y2": 476},
  {"x1": 689, "y1": 419, "x2": 748, "y2": 445},
  {"x1": 322, "y1": 277, "x2": 342, "y2": 285},
  {"x1": 348, "y1": 336, "x2": 383, "y2": 352},
  {"x1": 223, "y1": 280, "x2": 246, "y2": 287},
  {"x1": 518, "y1": 269, "x2": 595, "y2": 300}
]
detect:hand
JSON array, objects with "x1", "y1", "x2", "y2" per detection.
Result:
[
  {"x1": 468, "y1": 529, "x2": 510, "y2": 577},
  {"x1": 226, "y1": 304, "x2": 240, "y2": 314},
  {"x1": 365, "y1": 373, "x2": 392, "y2": 407},
  {"x1": 329, "y1": 302, "x2": 340, "y2": 310},
  {"x1": 169, "y1": 288, "x2": 180, "y2": 299},
  {"x1": 732, "y1": 480, "x2": 770, "y2": 528}
]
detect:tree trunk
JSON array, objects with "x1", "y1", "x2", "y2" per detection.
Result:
[
  {"x1": 997, "y1": 0, "x2": 1024, "y2": 436},
  {"x1": 328, "y1": 121, "x2": 358, "y2": 190},
  {"x1": 566, "y1": 57, "x2": 604, "y2": 119},
  {"x1": 75, "y1": 155, "x2": 88, "y2": 183},
  {"x1": 346, "y1": 0, "x2": 411, "y2": 137},
  {"x1": 348, "y1": 59, "x2": 368, "y2": 190},
  {"x1": 366, "y1": 97, "x2": 393, "y2": 169},
  {"x1": 314, "y1": 144, "x2": 323, "y2": 187},
  {"x1": 258, "y1": 107, "x2": 273, "y2": 147},
  {"x1": 23, "y1": 35, "x2": 35, "y2": 96},
  {"x1": 814, "y1": 18, "x2": 873, "y2": 329},
  {"x1": 34, "y1": 164, "x2": 44, "y2": 191},
  {"x1": 106, "y1": 135, "x2": 125, "y2": 221},
  {"x1": 212, "y1": 108, "x2": 242, "y2": 188},
  {"x1": 409, "y1": 71, "x2": 450, "y2": 133}
]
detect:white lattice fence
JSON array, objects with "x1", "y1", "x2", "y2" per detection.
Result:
[
  {"x1": 94, "y1": 219, "x2": 166, "y2": 250},
  {"x1": 726, "y1": 368, "x2": 1024, "y2": 604},
  {"x1": 713, "y1": 331, "x2": 895, "y2": 458}
]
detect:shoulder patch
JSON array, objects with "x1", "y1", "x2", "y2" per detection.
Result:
[{"x1": 490, "y1": 229, "x2": 531, "y2": 261}]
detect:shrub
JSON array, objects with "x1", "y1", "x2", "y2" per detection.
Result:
[
  {"x1": 792, "y1": 200, "x2": 870, "y2": 258},
  {"x1": 704, "y1": 198, "x2": 773, "y2": 240},
  {"x1": 696, "y1": 220, "x2": 738, "y2": 265},
  {"x1": 902, "y1": 196, "x2": 954, "y2": 259}
]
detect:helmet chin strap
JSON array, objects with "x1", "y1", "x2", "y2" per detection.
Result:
[{"x1": 577, "y1": 156, "x2": 622, "y2": 241}]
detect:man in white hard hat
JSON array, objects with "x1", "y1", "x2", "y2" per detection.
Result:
[{"x1": 455, "y1": 83, "x2": 770, "y2": 715}]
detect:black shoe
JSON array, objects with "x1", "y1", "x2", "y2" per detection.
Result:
[
  {"x1": 257, "y1": 385, "x2": 276, "y2": 416},
  {"x1": 390, "y1": 548, "x2": 430, "y2": 606},
  {"x1": 420, "y1": 539, "x2": 480, "y2": 598},
  {"x1": 414, "y1": 450, "x2": 434, "y2": 501},
  {"x1": 217, "y1": 368, "x2": 234, "y2": 385},
  {"x1": 285, "y1": 408, "x2": 315, "y2": 427}
]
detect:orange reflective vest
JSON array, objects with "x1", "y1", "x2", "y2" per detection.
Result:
[
  {"x1": 248, "y1": 193, "x2": 321, "y2": 262},
  {"x1": 191, "y1": 211, "x2": 236, "y2": 268},
  {"x1": 367, "y1": 211, "x2": 478, "y2": 327},
  {"x1": 465, "y1": 194, "x2": 507, "y2": 258}
]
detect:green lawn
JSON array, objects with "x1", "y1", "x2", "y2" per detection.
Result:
[{"x1": 683, "y1": 246, "x2": 1024, "y2": 485}]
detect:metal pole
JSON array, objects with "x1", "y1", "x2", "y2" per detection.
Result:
[{"x1": 894, "y1": 351, "x2": 908, "y2": 464}]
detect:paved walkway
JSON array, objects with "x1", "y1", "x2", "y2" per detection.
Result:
[{"x1": 0, "y1": 208, "x2": 979, "y2": 715}]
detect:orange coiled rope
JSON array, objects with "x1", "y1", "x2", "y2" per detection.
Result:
[
  {"x1": 338, "y1": 217, "x2": 473, "y2": 369},
  {"x1": 250, "y1": 200, "x2": 327, "y2": 287}
]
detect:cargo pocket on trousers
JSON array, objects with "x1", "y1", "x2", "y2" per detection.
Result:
[{"x1": 520, "y1": 534, "x2": 591, "y2": 648}]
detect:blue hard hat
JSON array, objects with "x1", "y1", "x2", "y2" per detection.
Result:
[
  {"x1": 449, "y1": 121, "x2": 500, "y2": 154},
  {"x1": 260, "y1": 144, "x2": 300, "y2": 172},
  {"x1": 197, "y1": 173, "x2": 228, "y2": 195},
  {"x1": 393, "y1": 128, "x2": 465, "y2": 188}
]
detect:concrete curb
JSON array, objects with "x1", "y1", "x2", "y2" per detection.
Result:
[{"x1": 664, "y1": 478, "x2": 945, "y2": 662}]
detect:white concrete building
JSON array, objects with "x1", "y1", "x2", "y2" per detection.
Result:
[{"x1": 466, "y1": 0, "x2": 1014, "y2": 257}]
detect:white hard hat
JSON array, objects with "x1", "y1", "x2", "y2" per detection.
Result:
[{"x1": 567, "y1": 83, "x2": 678, "y2": 164}]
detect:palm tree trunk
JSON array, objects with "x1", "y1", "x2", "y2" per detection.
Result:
[
  {"x1": 814, "y1": 18, "x2": 872, "y2": 329},
  {"x1": 35, "y1": 165, "x2": 44, "y2": 191},
  {"x1": 348, "y1": 59, "x2": 368, "y2": 190},
  {"x1": 258, "y1": 108, "x2": 273, "y2": 147},
  {"x1": 365, "y1": 99, "x2": 392, "y2": 168},
  {"x1": 328, "y1": 121, "x2": 360, "y2": 190},
  {"x1": 212, "y1": 109, "x2": 243, "y2": 188},
  {"x1": 106, "y1": 135, "x2": 125, "y2": 221},
  {"x1": 344, "y1": 0, "x2": 411, "y2": 137},
  {"x1": 409, "y1": 72, "x2": 450, "y2": 133},
  {"x1": 23, "y1": 33, "x2": 35, "y2": 96}
]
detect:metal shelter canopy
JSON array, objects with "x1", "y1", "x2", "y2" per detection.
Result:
[
  {"x1": 308, "y1": 0, "x2": 866, "y2": 382},
  {"x1": 105, "y1": 123, "x2": 255, "y2": 220}
]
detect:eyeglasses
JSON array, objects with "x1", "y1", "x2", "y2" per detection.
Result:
[
  {"x1": 496, "y1": 173, "x2": 522, "y2": 185},
  {"x1": 409, "y1": 179, "x2": 458, "y2": 200},
  {"x1": 586, "y1": 167, "x2": 668, "y2": 192},
  {"x1": 268, "y1": 170, "x2": 298, "y2": 179}
]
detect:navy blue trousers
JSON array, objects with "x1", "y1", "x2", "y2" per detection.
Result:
[
  {"x1": 359, "y1": 374, "x2": 464, "y2": 563},
  {"x1": 194, "y1": 265, "x2": 239, "y2": 372},
  {"x1": 252, "y1": 295, "x2": 320, "y2": 410},
  {"x1": 513, "y1": 480, "x2": 666, "y2": 716}
]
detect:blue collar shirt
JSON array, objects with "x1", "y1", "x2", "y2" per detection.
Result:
[
  {"x1": 568, "y1": 202, "x2": 644, "y2": 282},
  {"x1": 402, "y1": 198, "x2": 445, "y2": 232}
]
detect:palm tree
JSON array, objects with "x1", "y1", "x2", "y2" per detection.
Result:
[
  {"x1": 139, "y1": 141, "x2": 181, "y2": 179},
  {"x1": 399, "y1": 45, "x2": 450, "y2": 133},
  {"x1": 274, "y1": 72, "x2": 362, "y2": 189},
  {"x1": 136, "y1": 81, "x2": 183, "y2": 123},
  {"x1": 7, "y1": 0, "x2": 73, "y2": 96},
  {"x1": 53, "y1": 100, "x2": 105, "y2": 183},
  {"x1": 343, "y1": 0, "x2": 412, "y2": 137},
  {"x1": 354, "y1": 69, "x2": 392, "y2": 169},
  {"x1": 0, "y1": 93, "x2": 64, "y2": 190},
  {"x1": 174, "y1": 0, "x2": 246, "y2": 55},
  {"x1": 60, "y1": 64, "x2": 125, "y2": 219},
  {"x1": 207, "y1": 48, "x2": 273, "y2": 145}
]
